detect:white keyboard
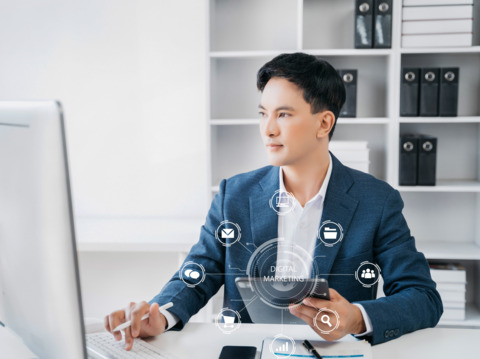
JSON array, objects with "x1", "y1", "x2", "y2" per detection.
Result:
[{"x1": 87, "y1": 332, "x2": 174, "y2": 359}]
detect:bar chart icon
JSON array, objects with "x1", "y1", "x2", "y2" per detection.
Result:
[{"x1": 276, "y1": 341, "x2": 289, "y2": 352}]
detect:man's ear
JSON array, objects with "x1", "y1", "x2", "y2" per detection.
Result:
[{"x1": 316, "y1": 111, "x2": 336, "y2": 139}]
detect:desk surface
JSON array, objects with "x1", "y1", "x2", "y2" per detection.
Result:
[{"x1": 147, "y1": 323, "x2": 478, "y2": 359}]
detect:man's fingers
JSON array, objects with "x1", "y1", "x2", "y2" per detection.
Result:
[
  {"x1": 290, "y1": 303, "x2": 319, "y2": 319},
  {"x1": 304, "y1": 296, "x2": 330, "y2": 309},
  {"x1": 289, "y1": 304, "x2": 319, "y2": 328},
  {"x1": 130, "y1": 301, "x2": 150, "y2": 338},
  {"x1": 290, "y1": 303, "x2": 338, "y2": 333},
  {"x1": 108, "y1": 311, "x2": 125, "y2": 341},
  {"x1": 124, "y1": 326, "x2": 134, "y2": 351},
  {"x1": 147, "y1": 303, "x2": 162, "y2": 329},
  {"x1": 328, "y1": 288, "x2": 342, "y2": 300}
]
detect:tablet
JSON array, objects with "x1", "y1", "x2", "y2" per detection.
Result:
[{"x1": 235, "y1": 277, "x2": 330, "y2": 325}]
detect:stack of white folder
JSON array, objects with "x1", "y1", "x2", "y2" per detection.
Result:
[
  {"x1": 430, "y1": 263, "x2": 467, "y2": 321},
  {"x1": 329, "y1": 141, "x2": 370, "y2": 173},
  {"x1": 402, "y1": 0, "x2": 475, "y2": 48}
]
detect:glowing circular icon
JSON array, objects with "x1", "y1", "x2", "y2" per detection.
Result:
[
  {"x1": 269, "y1": 190, "x2": 296, "y2": 215},
  {"x1": 180, "y1": 261, "x2": 206, "y2": 288},
  {"x1": 215, "y1": 308, "x2": 241, "y2": 334},
  {"x1": 318, "y1": 220, "x2": 344, "y2": 247},
  {"x1": 215, "y1": 220, "x2": 241, "y2": 247},
  {"x1": 245, "y1": 238, "x2": 319, "y2": 309},
  {"x1": 355, "y1": 261, "x2": 381, "y2": 288},
  {"x1": 314, "y1": 308, "x2": 340, "y2": 334},
  {"x1": 269, "y1": 334, "x2": 296, "y2": 358}
]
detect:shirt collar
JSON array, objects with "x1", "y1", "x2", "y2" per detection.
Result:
[{"x1": 279, "y1": 154, "x2": 333, "y2": 206}]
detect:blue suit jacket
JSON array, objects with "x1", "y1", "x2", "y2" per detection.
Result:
[{"x1": 151, "y1": 154, "x2": 442, "y2": 345}]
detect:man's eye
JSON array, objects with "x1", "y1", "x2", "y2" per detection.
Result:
[
  {"x1": 279, "y1": 112, "x2": 290, "y2": 118},
  {"x1": 259, "y1": 112, "x2": 267, "y2": 118}
]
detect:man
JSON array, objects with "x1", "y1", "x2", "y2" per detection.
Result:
[{"x1": 105, "y1": 53, "x2": 442, "y2": 350}]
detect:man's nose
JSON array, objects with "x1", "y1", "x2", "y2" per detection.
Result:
[{"x1": 263, "y1": 115, "x2": 279, "y2": 137}]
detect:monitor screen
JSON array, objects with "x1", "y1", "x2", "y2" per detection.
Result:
[{"x1": 0, "y1": 101, "x2": 87, "y2": 358}]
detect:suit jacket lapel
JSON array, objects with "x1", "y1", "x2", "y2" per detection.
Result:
[
  {"x1": 249, "y1": 166, "x2": 279, "y2": 250},
  {"x1": 311, "y1": 154, "x2": 359, "y2": 280}
]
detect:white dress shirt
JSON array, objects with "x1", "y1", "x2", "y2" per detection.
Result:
[{"x1": 276, "y1": 155, "x2": 373, "y2": 337}]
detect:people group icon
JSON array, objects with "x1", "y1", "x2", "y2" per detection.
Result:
[
  {"x1": 355, "y1": 261, "x2": 381, "y2": 288},
  {"x1": 361, "y1": 268, "x2": 375, "y2": 279}
]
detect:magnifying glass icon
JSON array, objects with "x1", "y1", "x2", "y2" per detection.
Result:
[{"x1": 320, "y1": 314, "x2": 333, "y2": 328}]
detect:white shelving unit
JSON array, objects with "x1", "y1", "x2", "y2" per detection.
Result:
[{"x1": 207, "y1": 0, "x2": 480, "y2": 327}]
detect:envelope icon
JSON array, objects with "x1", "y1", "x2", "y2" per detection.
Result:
[{"x1": 221, "y1": 228, "x2": 235, "y2": 239}]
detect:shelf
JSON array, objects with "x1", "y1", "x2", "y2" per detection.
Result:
[
  {"x1": 210, "y1": 118, "x2": 391, "y2": 126},
  {"x1": 401, "y1": 46, "x2": 480, "y2": 54},
  {"x1": 210, "y1": 119, "x2": 259, "y2": 126},
  {"x1": 397, "y1": 180, "x2": 480, "y2": 193},
  {"x1": 337, "y1": 118, "x2": 390, "y2": 124},
  {"x1": 210, "y1": 49, "x2": 392, "y2": 58},
  {"x1": 418, "y1": 242, "x2": 480, "y2": 260},
  {"x1": 75, "y1": 217, "x2": 202, "y2": 252},
  {"x1": 210, "y1": 50, "x2": 296, "y2": 58},
  {"x1": 438, "y1": 304, "x2": 480, "y2": 328},
  {"x1": 399, "y1": 117, "x2": 480, "y2": 124}
]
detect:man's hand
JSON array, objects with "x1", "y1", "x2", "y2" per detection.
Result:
[
  {"x1": 289, "y1": 288, "x2": 366, "y2": 341},
  {"x1": 104, "y1": 301, "x2": 167, "y2": 351}
]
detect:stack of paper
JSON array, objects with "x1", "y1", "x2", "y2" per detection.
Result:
[
  {"x1": 430, "y1": 263, "x2": 467, "y2": 321},
  {"x1": 402, "y1": 0, "x2": 474, "y2": 48},
  {"x1": 261, "y1": 337, "x2": 373, "y2": 359},
  {"x1": 329, "y1": 141, "x2": 370, "y2": 173}
]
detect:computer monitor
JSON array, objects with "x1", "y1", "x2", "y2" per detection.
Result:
[{"x1": 0, "y1": 101, "x2": 87, "y2": 358}]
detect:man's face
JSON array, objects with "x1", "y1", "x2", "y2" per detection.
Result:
[{"x1": 259, "y1": 77, "x2": 326, "y2": 167}]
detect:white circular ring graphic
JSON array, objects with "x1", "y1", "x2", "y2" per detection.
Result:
[
  {"x1": 314, "y1": 308, "x2": 340, "y2": 334},
  {"x1": 355, "y1": 261, "x2": 381, "y2": 288},
  {"x1": 179, "y1": 261, "x2": 206, "y2": 288},
  {"x1": 215, "y1": 220, "x2": 242, "y2": 247},
  {"x1": 245, "y1": 238, "x2": 319, "y2": 309},
  {"x1": 215, "y1": 308, "x2": 241, "y2": 335},
  {"x1": 269, "y1": 334, "x2": 296, "y2": 358},
  {"x1": 269, "y1": 190, "x2": 297, "y2": 216},
  {"x1": 318, "y1": 220, "x2": 344, "y2": 247}
]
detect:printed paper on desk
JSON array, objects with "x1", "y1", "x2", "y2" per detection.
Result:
[{"x1": 261, "y1": 337, "x2": 373, "y2": 359}]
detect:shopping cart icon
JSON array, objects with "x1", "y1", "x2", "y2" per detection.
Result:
[
  {"x1": 323, "y1": 227, "x2": 337, "y2": 240},
  {"x1": 223, "y1": 315, "x2": 235, "y2": 328}
]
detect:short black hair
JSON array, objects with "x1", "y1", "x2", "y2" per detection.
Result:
[{"x1": 257, "y1": 53, "x2": 346, "y2": 140}]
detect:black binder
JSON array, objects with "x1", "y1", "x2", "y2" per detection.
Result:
[
  {"x1": 399, "y1": 135, "x2": 418, "y2": 186},
  {"x1": 417, "y1": 135, "x2": 437, "y2": 186},
  {"x1": 338, "y1": 69, "x2": 357, "y2": 117},
  {"x1": 400, "y1": 68, "x2": 420, "y2": 117},
  {"x1": 419, "y1": 68, "x2": 440, "y2": 117},
  {"x1": 355, "y1": 0, "x2": 373, "y2": 48},
  {"x1": 374, "y1": 0, "x2": 392, "y2": 48},
  {"x1": 439, "y1": 67, "x2": 459, "y2": 117}
]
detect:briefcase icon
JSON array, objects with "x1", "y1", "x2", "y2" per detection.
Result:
[
  {"x1": 323, "y1": 227, "x2": 338, "y2": 240},
  {"x1": 221, "y1": 228, "x2": 235, "y2": 239}
]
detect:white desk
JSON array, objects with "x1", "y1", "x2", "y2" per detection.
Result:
[{"x1": 146, "y1": 323, "x2": 479, "y2": 359}]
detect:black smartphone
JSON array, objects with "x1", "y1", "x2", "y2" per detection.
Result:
[{"x1": 218, "y1": 345, "x2": 257, "y2": 359}]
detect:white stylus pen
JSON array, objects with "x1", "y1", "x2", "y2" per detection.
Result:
[{"x1": 112, "y1": 302, "x2": 174, "y2": 332}]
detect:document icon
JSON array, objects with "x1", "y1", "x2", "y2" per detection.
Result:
[{"x1": 221, "y1": 228, "x2": 235, "y2": 239}]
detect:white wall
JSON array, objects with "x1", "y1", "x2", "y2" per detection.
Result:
[
  {"x1": 0, "y1": 0, "x2": 209, "y2": 318},
  {"x1": 0, "y1": 0, "x2": 208, "y2": 219}
]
